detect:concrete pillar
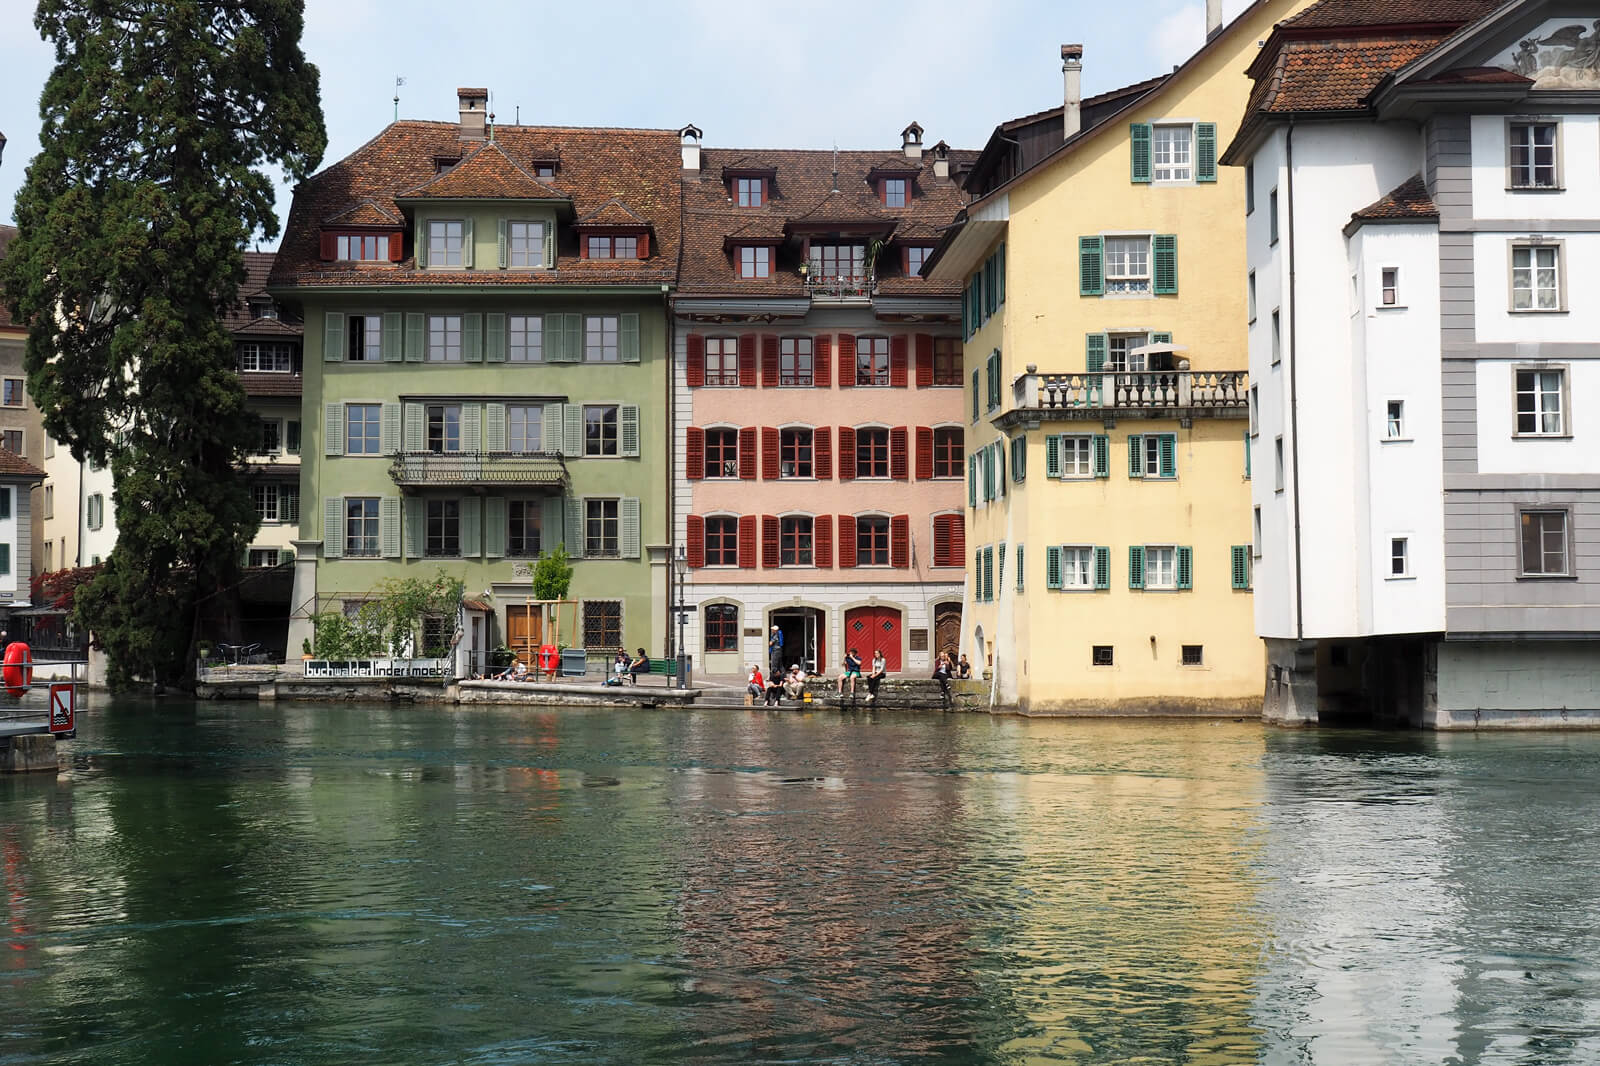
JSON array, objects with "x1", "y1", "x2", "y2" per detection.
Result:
[
  {"x1": 287, "y1": 538, "x2": 321, "y2": 658},
  {"x1": 2, "y1": 734, "x2": 59, "y2": 774},
  {"x1": 1262, "y1": 637, "x2": 1318, "y2": 725}
]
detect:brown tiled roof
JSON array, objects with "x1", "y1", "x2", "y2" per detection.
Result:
[
  {"x1": 399, "y1": 139, "x2": 564, "y2": 201},
  {"x1": 1350, "y1": 174, "x2": 1438, "y2": 222},
  {"x1": 271, "y1": 121, "x2": 682, "y2": 289},
  {"x1": 323, "y1": 198, "x2": 405, "y2": 226},
  {"x1": 1255, "y1": 34, "x2": 1451, "y2": 113},
  {"x1": 240, "y1": 372, "x2": 303, "y2": 398},
  {"x1": 221, "y1": 253, "x2": 303, "y2": 335},
  {"x1": 0, "y1": 448, "x2": 45, "y2": 479},
  {"x1": 574, "y1": 199, "x2": 649, "y2": 227},
  {"x1": 233, "y1": 316, "x2": 303, "y2": 338},
  {"x1": 1411, "y1": 65, "x2": 1532, "y2": 84},
  {"x1": 1283, "y1": 0, "x2": 1508, "y2": 28}
]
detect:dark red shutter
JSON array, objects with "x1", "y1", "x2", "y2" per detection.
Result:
[
  {"x1": 814, "y1": 514, "x2": 833, "y2": 568},
  {"x1": 838, "y1": 427, "x2": 856, "y2": 481},
  {"x1": 390, "y1": 231, "x2": 405, "y2": 262},
  {"x1": 761, "y1": 426, "x2": 779, "y2": 480},
  {"x1": 915, "y1": 426, "x2": 933, "y2": 480},
  {"x1": 891, "y1": 515, "x2": 910, "y2": 569},
  {"x1": 762, "y1": 515, "x2": 780, "y2": 569},
  {"x1": 932, "y1": 515, "x2": 949, "y2": 568},
  {"x1": 738, "y1": 334, "x2": 757, "y2": 388},
  {"x1": 319, "y1": 232, "x2": 336, "y2": 260},
  {"x1": 738, "y1": 515, "x2": 757, "y2": 568},
  {"x1": 738, "y1": 427, "x2": 757, "y2": 480},
  {"x1": 814, "y1": 427, "x2": 832, "y2": 479},
  {"x1": 889, "y1": 335, "x2": 908, "y2": 387},
  {"x1": 686, "y1": 514, "x2": 705, "y2": 568},
  {"x1": 837, "y1": 515, "x2": 857, "y2": 568},
  {"x1": 837, "y1": 334, "x2": 856, "y2": 388},
  {"x1": 639, "y1": 232, "x2": 650, "y2": 259},
  {"x1": 686, "y1": 427, "x2": 704, "y2": 480},
  {"x1": 814, "y1": 335, "x2": 831, "y2": 386},
  {"x1": 686, "y1": 334, "x2": 705, "y2": 388},
  {"x1": 948, "y1": 513, "x2": 965, "y2": 563},
  {"x1": 761, "y1": 334, "x2": 779, "y2": 387},
  {"x1": 915, "y1": 333, "x2": 933, "y2": 387},
  {"x1": 890, "y1": 426, "x2": 909, "y2": 481}
]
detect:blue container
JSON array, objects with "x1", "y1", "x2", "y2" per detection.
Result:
[{"x1": 559, "y1": 648, "x2": 588, "y2": 678}]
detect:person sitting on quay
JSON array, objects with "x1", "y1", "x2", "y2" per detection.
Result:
[
  {"x1": 865, "y1": 651, "x2": 888, "y2": 702},
  {"x1": 613, "y1": 648, "x2": 630, "y2": 680},
  {"x1": 629, "y1": 647, "x2": 649, "y2": 685},
  {"x1": 933, "y1": 652, "x2": 953, "y2": 706},
  {"x1": 837, "y1": 647, "x2": 863, "y2": 698},
  {"x1": 747, "y1": 664, "x2": 765, "y2": 702},
  {"x1": 957, "y1": 654, "x2": 973, "y2": 680},
  {"x1": 783, "y1": 663, "x2": 806, "y2": 702}
]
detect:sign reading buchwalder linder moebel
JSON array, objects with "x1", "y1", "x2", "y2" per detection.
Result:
[{"x1": 303, "y1": 659, "x2": 451, "y2": 679}]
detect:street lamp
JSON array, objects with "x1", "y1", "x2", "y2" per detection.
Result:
[{"x1": 674, "y1": 543, "x2": 689, "y2": 688}]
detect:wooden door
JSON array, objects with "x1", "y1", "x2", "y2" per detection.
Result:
[
  {"x1": 933, "y1": 604, "x2": 962, "y2": 665},
  {"x1": 844, "y1": 606, "x2": 902, "y2": 672},
  {"x1": 506, "y1": 606, "x2": 543, "y2": 664}
]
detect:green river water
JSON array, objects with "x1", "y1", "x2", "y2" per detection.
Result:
[{"x1": 2, "y1": 699, "x2": 1598, "y2": 1064}]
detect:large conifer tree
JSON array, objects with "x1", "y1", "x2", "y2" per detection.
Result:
[{"x1": 0, "y1": 1, "x2": 325, "y2": 688}]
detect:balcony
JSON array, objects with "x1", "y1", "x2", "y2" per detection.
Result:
[
  {"x1": 1009, "y1": 369, "x2": 1249, "y2": 423},
  {"x1": 389, "y1": 451, "x2": 569, "y2": 491},
  {"x1": 804, "y1": 272, "x2": 874, "y2": 302}
]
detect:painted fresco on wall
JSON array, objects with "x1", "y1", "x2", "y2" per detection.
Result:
[{"x1": 1494, "y1": 18, "x2": 1600, "y2": 88}]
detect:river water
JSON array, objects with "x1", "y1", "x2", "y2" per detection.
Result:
[{"x1": 3, "y1": 700, "x2": 1599, "y2": 1064}]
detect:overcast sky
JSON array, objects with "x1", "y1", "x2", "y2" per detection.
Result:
[{"x1": 0, "y1": 0, "x2": 1253, "y2": 242}]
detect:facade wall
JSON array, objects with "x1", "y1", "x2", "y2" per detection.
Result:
[
  {"x1": 245, "y1": 396, "x2": 304, "y2": 559},
  {"x1": 0, "y1": 479, "x2": 32, "y2": 603},
  {"x1": 1433, "y1": 640, "x2": 1600, "y2": 728},
  {"x1": 0, "y1": 331, "x2": 47, "y2": 580}
]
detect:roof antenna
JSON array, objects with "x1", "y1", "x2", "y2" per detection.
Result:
[
  {"x1": 831, "y1": 142, "x2": 839, "y2": 193},
  {"x1": 393, "y1": 76, "x2": 405, "y2": 122}
]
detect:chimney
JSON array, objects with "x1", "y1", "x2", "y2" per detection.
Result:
[
  {"x1": 1061, "y1": 45, "x2": 1084, "y2": 141},
  {"x1": 1206, "y1": 0, "x2": 1223, "y2": 39},
  {"x1": 679, "y1": 124, "x2": 703, "y2": 174},
  {"x1": 457, "y1": 88, "x2": 487, "y2": 141},
  {"x1": 901, "y1": 121, "x2": 924, "y2": 160},
  {"x1": 931, "y1": 141, "x2": 950, "y2": 180}
]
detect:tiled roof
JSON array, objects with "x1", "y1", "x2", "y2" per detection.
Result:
[
  {"x1": 233, "y1": 316, "x2": 303, "y2": 338},
  {"x1": 1256, "y1": 34, "x2": 1451, "y2": 113},
  {"x1": 1410, "y1": 65, "x2": 1532, "y2": 84},
  {"x1": 0, "y1": 448, "x2": 45, "y2": 479},
  {"x1": 221, "y1": 252, "x2": 303, "y2": 334},
  {"x1": 574, "y1": 199, "x2": 649, "y2": 227},
  {"x1": 1350, "y1": 174, "x2": 1438, "y2": 222},
  {"x1": 271, "y1": 121, "x2": 682, "y2": 289},
  {"x1": 323, "y1": 198, "x2": 405, "y2": 226},
  {"x1": 240, "y1": 372, "x2": 303, "y2": 398},
  {"x1": 399, "y1": 139, "x2": 564, "y2": 201},
  {"x1": 1283, "y1": 0, "x2": 1508, "y2": 28}
]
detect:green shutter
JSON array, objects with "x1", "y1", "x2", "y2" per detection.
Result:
[
  {"x1": 404, "y1": 313, "x2": 424, "y2": 361},
  {"x1": 322, "y1": 312, "x2": 343, "y2": 362},
  {"x1": 486, "y1": 312, "x2": 506, "y2": 363},
  {"x1": 1196, "y1": 122, "x2": 1218, "y2": 183},
  {"x1": 1093, "y1": 546, "x2": 1110, "y2": 590},
  {"x1": 1046, "y1": 545, "x2": 1063, "y2": 589},
  {"x1": 462, "y1": 217, "x2": 474, "y2": 268},
  {"x1": 1015, "y1": 544, "x2": 1024, "y2": 591},
  {"x1": 620, "y1": 497, "x2": 641, "y2": 559},
  {"x1": 462, "y1": 313, "x2": 483, "y2": 362},
  {"x1": 545, "y1": 313, "x2": 567, "y2": 362},
  {"x1": 619, "y1": 312, "x2": 640, "y2": 363},
  {"x1": 381, "y1": 402, "x2": 400, "y2": 454},
  {"x1": 1086, "y1": 332, "x2": 1107, "y2": 372},
  {"x1": 542, "y1": 497, "x2": 563, "y2": 554},
  {"x1": 1153, "y1": 234, "x2": 1178, "y2": 294},
  {"x1": 404, "y1": 499, "x2": 424, "y2": 560},
  {"x1": 1079, "y1": 236, "x2": 1104, "y2": 296},
  {"x1": 381, "y1": 496, "x2": 401, "y2": 558},
  {"x1": 416, "y1": 217, "x2": 427, "y2": 268},
  {"x1": 1158, "y1": 434, "x2": 1177, "y2": 479},
  {"x1": 460, "y1": 498, "x2": 482, "y2": 557},
  {"x1": 484, "y1": 403, "x2": 506, "y2": 452},
  {"x1": 1012, "y1": 436, "x2": 1026, "y2": 482},
  {"x1": 986, "y1": 350, "x2": 1000, "y2": 410},
  {"x1": 497, "y1": 218, "x2": 507, "y2": 268},
  {"x1": 403, "y1": 403, "x2": 423, "y2": 452},
  {"x1": 998, "y1": 442, "x2": 1007, "y2": 497},
  {"x1": 562, "y1": 404, "x2": 583, "y2": 458},
  {"x1": 324, "y1": 403, "x2": 344, "y2": 456},
  {"x1": 1177, "y1": 546, "x2": 1193, "y2": 590},
  {"x1": 1231, "y1": 545, "x2": 1251, "y2": 590},
  {"x1": 1128, "y1": 545, "x2": 1145, "y2": 589},
  {"x1": 383, "y1": 312, "x2": 403, "y2": 361},
  {"x1": 1244, "y1": 429, "x2": 1252, "y2": 480},
  {"x1": 619, "y1": 404, "x2": 640, "y2": 457},
  {"x1": 1092, "y1": 434, "x2": 1110, "y2": 479},
  {"x1": 543, "y1": 224, "x2": 554, "y2": 268},
  {"x1": 485, "y1": 497, "x2": 507, "y2": 559},
  {"x1": 323, "y1": 497, "x2": 343, "y2": 558},
  {"x1": 971, "y1": 368, "x2": 980, "y2": 421},
  {"x1": 997, "y1": 543, "x2": 1006, "y2": 593},
  {"x1": 997, "y1": 243, "x2": 1006, "y2": 305},
  {"x1": 1128, "y1": 435, "x2": 1144, "y2": 478},
  {"x1": 565, "y1": 497, "x2": 584, "y2": 558},
  {"x1": 462, "y1": 404, "x2": 482, "y2": 453},
  {"x1": 1152, "y1": 331, "x2": 1172, "y2": 345},
  {"x1": 1130, "y1": 123, "x2": 1153, "y2": 183},
  {"x1": 564, "y1": 313, "x2": 582, "y2": 361},
  {"x1": 1045, "y1": 435, "x2": 1062, "y2": 478},
  {"x1": 968, "y1": 455, "x2": 978, "y2": 507}
]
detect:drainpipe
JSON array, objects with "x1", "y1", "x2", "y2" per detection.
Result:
[
  {"x1": 664, "y1": 283, "x2": 676, "y2": 663},
  {"x1": 1286, "y1": 119, "x2": 1305, "y2": 641}
]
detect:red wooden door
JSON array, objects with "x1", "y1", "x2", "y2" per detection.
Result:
[{"x1": 844, "y1": 606, "x2": 902, "y2": 672}]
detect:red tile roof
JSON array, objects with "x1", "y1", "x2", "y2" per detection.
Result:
[
  {"x1": 0, "y1": 448, "x2": 45, "y2": 479},
  {"x1": 1254, "y1": 34, "x2": 1452, "y2": 113},
  {"x1": 222, "y1": 252, "x2": 303, "y2": 337},
  {"x1": 240, "y1": 372, "x2": 303, "y2": 398},
  {"x1": 575, "y1": 199, "x2": 649, "y2": 227},
  {"x1": 1410, "y1": 65, "x2": 1532, "y2": 84},
  {"x1": 399, "y1": 139, "x2": 564, "y2": 201},
  {"x1": 1282, "y1": 0, "x2": 1508, "y2": 28},
  {"x1": 1349, "y1": 174, "x2": 1438, "y2": 223},
  {"x1": 323, "y1": 198, "x2": 406, "y2": 226}
]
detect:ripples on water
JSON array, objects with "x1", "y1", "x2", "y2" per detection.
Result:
[{"x1": 1, "y1": 702, "x2": 1599, "y2": 1064}]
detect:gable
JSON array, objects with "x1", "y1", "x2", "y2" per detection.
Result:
[{"x1": 1393, "y1": 1, "x2": 1600, "y2": 91}]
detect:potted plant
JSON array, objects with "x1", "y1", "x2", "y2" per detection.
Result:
[
  {"x1": 301, "y1": 638, "x2": 314, "y2": 661},
  {"x1": 488, "y1": 645, "x2": 515, "y2": 671}
]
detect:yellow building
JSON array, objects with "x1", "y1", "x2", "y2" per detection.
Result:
[{"x1": 926, "y1": 0, "x2": 1310, "y2": 714}]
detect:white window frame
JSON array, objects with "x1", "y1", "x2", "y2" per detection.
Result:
[
  {"x1": 1060, "y1": 545, "x2": 1095, "y2": 589},
  {"x1": 1253, "y1": 506, "x2": 1262, "y2": 559},
  {"x1": 426, "y1": 404, "x2": 463, "y2": 454},
  {"x1": 1384, "y1": 399, "x2": 1408, "y2": 442},
  {"x1": 1249, "y1": 385, "x2": 1259, "y2": 437},
  {"x1": 508, "y1": 315, "x2": 543, "y2": 362},
  {"x1": 1144, "y1": 545, "x2": 1177, "y2": 590},
  {"x1": 1270, "y1": 309, "x2": 1281, "y2": 366},
  {"x1": 506, "y1": 405, "x2": 543, "y2": 454},
  {"x1": 1247, "y1": 271, "x2": 1256, "y2": 323},
  {"x1": 1379, "y1": 266, "x2": 1401, "y2": 308},
  {"x1": 1388, "y1": 535, "x2": 1411, "y2": 579},
  {"x1": 1268, "y1": 189, "x2": 1279, "y2": 245},
  {"x1": 427, "y1": 314, "x2": 462, "y2": 362},
  {"x1": 583, "y1": 404, "x2": 619, "y2": 457},
  {"x1": 87, "y1": 492, "x2": 105, "y2": 531},
  {"x1": 1151, "y1": 124, "x2": 1194, "y2": 183},
  {"x1": 1102, "y1": 236, "x2": 1151, "y2": 295},
  {"x1": 247, "y1": 548, "x2": 282, "y2": 568},
  {"x1": 508, "y1": 221, "x2": 546, "y2": 268},
  {"x1": 739, "y1": 245, "x2": 771, "y2": 279},
  {"x1": 336, "y1": 233, "x2": 390, "y2": 262},
  {"x1": 347, "y1": 314, "x2": 382, "y2": 362},
  {"x1": 1510, "y1": 241, "x2": 1564, "y2": 313},
  {"x1": 1506, "y1": 119, "x2": 1561, "y2": 190},
  {"x1": 1513, "y1": 365, "x2": 1568, "y2": 438},
  {"x1": 427, "y1": 219, "x2": 465, "y2": 268},
  {"x1": 238, "y1": 341, "x2": 295, "y2": 373},
  {"x1": 1274, "y1": 435, "x2": 1285, "y2": 493},
  {"x1": 1106, "y1": 332, "x2": 1152, "y2": 372},
  {"x1": 258, "y1": 418, "x2": 283, "y2": 455},
  {"x1": 345, "y1": 403, "x2": 382, "y2": 456},
  {"x1": 585, "y1": 315, "x2": 620, "y2": 363}
]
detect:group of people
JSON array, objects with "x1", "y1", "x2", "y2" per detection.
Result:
[
  {"x1": 612, "y1": 647, "x2": 650, "y2": 685},
  {"x1": 746, "y1": 661, "x2": 809, "y2": 706},
  {"x1": 932, "y1": 649, "x2": 972, "y2": 705},
  {"x1": 750, "y1": 625, "x2": 973, "y2": 707}
]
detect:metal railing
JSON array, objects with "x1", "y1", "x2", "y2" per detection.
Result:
[
  {"x1": 1023, "y1": 370, "x2": 1249, "y2": 412},
  {"x1": 389, "y1": 450, "x2": 569, "y2": 488},
  {"x1": 804, "y1": 273, "x2": 874, "y2": 300}
]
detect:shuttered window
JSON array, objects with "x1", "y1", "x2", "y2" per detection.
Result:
[
  {"x1": 932, "y1": 513, "x2": 965, "y2": 568},
  {"x1": 1231, "y1": 545, "x2": 1252, "y2": 590}
]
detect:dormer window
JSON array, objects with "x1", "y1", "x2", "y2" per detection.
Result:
[
  {"x1": 738, "y1": 246, "x2": 771, "y2": 279},
  {"x1": 904, "y1": 246, "x2": 932, "y2": 276},
  {"x1": 320, "y1": 229, "x2": 403, "y2": 263},
  {"x1": 587, "y1": 235, "x2": 639, "y2": 259},
  {"x1": 250, "y1": 299, "x2": 279, "y2": 320},
  {"x1": 434, "y1": 155, "x2": 461, "y2": 174},
  {"x1": 882, "y1": 178, "x2": 907, "y2": 207},
  {"x1": 531, "y1": 157, "x2": 558, "y2": 179},
  {"x1": 736, "y1": 177, "x2": 764, "y2": 207}
]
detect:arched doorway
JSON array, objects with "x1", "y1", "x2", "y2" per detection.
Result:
[
  {"x1": 844, "y1": 605, "x2": 903, "y2": 672},
  {"x1": 933, "y1": 602, "x2": 962, "y2": 664}
]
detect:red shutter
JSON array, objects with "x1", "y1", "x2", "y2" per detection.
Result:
[
  {"x1": 814, "y1": 514, "x2": 833, "y2": 568},
  {"x1": 891, "y1": 514, "x2": 910, "y2": 569},
  {"x1": 837, "y1": 334, "x2": 856, "y2": 388},
  {"x1": 319, "y1": 232, "x2": 336, "y2": 260},
  {"x1": 889, "y1": 335, "x2": 908, "y2": 388},
  {"x1": 686, "y1": 514, "x2": 705, "y2": 568},
  {"x1": 738, "y1": 426, "x2": 757, "y2": 480},
  {"x1": 814, "y1": 335, "x2": 831, "y2": 386},
  {"x1": 814, "y1": 426, "x2": 832, "y2": 479},
  {"x1": 915, "y1": 334, "x2": 933, "y2": 387},
  {"x1": 762, "y1": 515, "x2": 780, "y2": 569},
  {"x1": 738, "y1": 515, "x2": 757, "y2": 568},
  {"x1": 390, "y1": 231, "x2": 405, "y2": 262},
  {"x1": 639, "y1": 232, "x2": 650, "y2": 259},
  {"x1": 890, "y1": 426, "x2": 909, "y2": 481},
  {"x1": 932, "y1": 515, "x2": 949, "y2": 568},
  {"x1": 686, "y1": 334, "x2": 705, "y2": 388},
  {"x1": 738, "y1": 334, "x2": 758, "y2": 388},
  {"x1": 915, "y1": 426, "x2": 933, "y2": 480},
  {"x1": 686, "y1": 427, "x2": 705, "y2": 480},
  {"x1": 837, "y1": 515, "x2": 857, "y2": 568},
  {"x1": 761, "y1": 426, "x2": 779, "y2": 480},
  {"x1": 947, "y1": 513, "x2": 966, "y2": 564},
  {"x1": 838, "y1": 427, "x2": 856, "y2": 482},
  {"x1": 761, "y1": 334, "x2": 779, "y2": 387}
]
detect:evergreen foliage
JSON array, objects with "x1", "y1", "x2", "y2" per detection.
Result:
[
  {"x1": 532, "y1": 545, "x2": 574, "y2": 601},
  {"x1": 0, "y1": 1, "x2": 325, "y2": 689}
]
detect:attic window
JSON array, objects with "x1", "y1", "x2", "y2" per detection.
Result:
[
  {"x1": 434, "y1": 156, "x2": 461, "y2": 174},
  {"x1": 532, "y1": 159, "x2": 558, "y2": 179},
  {"x1": 881, "y1": 178, "x2": 907, "y2": 207},
  {"x1": 250, "y1": 300, "x2": 278, "y2": 320},
  {"x1": 736, "y1": 177, "x2": 764, "y2": 207},
  {"x1": 585, "y1": 234, "x2": 644, "y2": 260}
]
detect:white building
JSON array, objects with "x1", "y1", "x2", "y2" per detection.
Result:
[{"x1": 1224, "y1": 0, "x2": 1600, "y2": 727}]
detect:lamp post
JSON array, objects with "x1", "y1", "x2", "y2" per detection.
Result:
[{"x1": 674, "y1": 543, "x2": 689, "y2": 688}]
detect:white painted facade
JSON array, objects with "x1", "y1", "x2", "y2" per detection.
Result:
[
  {"x1": 1468, "y1": 113, "x2": 1600, "y2": 222},
  {"x1": 40, "y1": 446, "x2": 118, "y2": 571},
  {"x1": 0, "y1": 482, "x2": 26, "y2": 605}
]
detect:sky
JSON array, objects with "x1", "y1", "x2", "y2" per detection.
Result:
[{"x1": 0, "y1": 0, "x2": 1254, "y2": 243}]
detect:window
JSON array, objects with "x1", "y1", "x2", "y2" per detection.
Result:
[
  {"x1": 428, "y1": 220, "x2": 464, "y2": 267},
  {"x1": 1269, "y1": 189, "x2": 1279, "y2": 245},
  {"x1": 238, "y1": 342, "x2": 295, "y2": 373},
  {"x1": 507, "y1": 405, "x2": 542, "y2": 453},
  {"x1": 3, "y1": 378, "x2": 26, "y2": 406},
  {"x1": 705, "y1": 604, "x2": 739, "y2": 651},
  {"x1": 336, "y1": 233, "x2": 390, "y2": 261},
  {"x1": 1104, "y1": 237, "x2": 1151, "y2": 294},
  {"x1": 736, "y1": 178, "x2": 764, "y2": 207},
  {"x1": 1511, "y1": 244, "x2": 1562, "y2": 311},
  {"x1": 425, "y1": 499, "x2": 460, "y2": 557},
  {"x1": 1274, "y1": 436, "x2": 1284, "y2": 492},
  {"x1": 856, "y1": 336, "x2": 889, "y2": 386},
  {"x1": 1249, "y1": 386, "x2": 1260, "y2": 436},
  {"x1": 346, "y1": 404, "x2": 381, "y2": 455},
  {"x1": 1061, "y1": 546, "x2": 1095, "y2": 588},
  {"x1": 348, "y1": 315, "x2": 381, "y2": 361},
  {"x1": 705, "y1": 516, "x2": 739, "y2": 566},
  {"x1": 1514, "y1": 367, "x2": 1566, "y2": 436},
  {"x1": 251, "y1": 300, "x2": 278, "y2": 320},
  {"x1": 739, "y1": 246, "x2": 771, "y2": 279},
  {"x1": 809, "y1": 244, "x2": 865, "y2": 280},
  {"x1": 856, "y1": 427, "x2": 889, "y2": 478},
  {"x1": 1386, "y1": 400, "x2": 1405, "y2": 440},
  {"x1": 1145, "y1": 546, "x2": 1177, "y2": 589},
  {"x1": 43, "y1": 484, "x2": 53, "y2": 519},
  {"x1": 906, "y1": 246, "x2": 930, "y2": 276},
  {"x1": 1106, "y1": 332, "x2": 1151, "y2": 372},
  {"x1": 583, "y1": 600, "x2": 623, "y2": 649},
  {"x1": 1092, "y1": 645, "x2": 1114, "y2": 666},
  {"x1": 509, "y1": 315, "x2": 543, "y2": 361},
  {"x1": 427, "y1": 405, "x2": 461, "y2": 454},
  {"x1": 780, "y1": 515, "x2": 813, "y2": 566},
  {"x1": 1232, "y1": 545, "x2": 1252, "y2": 589},
  {"x1": 1508, "y1": 121, "x2": 1559, "y2": 189},
  {"x1": 259, "y1": 419, "x2": 282, "y2": 455},
  {"x1": 345, "y1": 497, "x2": 380, "y2": 557},
  {"x1": 933, "y1": 427, "x2": 963, "y2": 478},
  {"x1": 1245, "y1": 163, "x2": 1255, "y2": 214},
  {"x1": 1390, "y1": 537, "x2": 1409, "y2": 577},
  {"x1": 932, "y1": 513, "x2": 964, "y2": 567},
  {"x1": 586, "y1": 235, "x2": 639, "y2": 259},
  {"x1": 43, "y1": 541, "x2": 52, "y2": 571},
  {"x1": 1181, "y1": 645, "x2": 1203, "y2": 666},
  {"x1": 933, "y1": 337, "x2": 961, "y2": 386},
  {"x1": 1247, "y1": 272, "x2": 1257, "y2": 322},
  {"x1": 1520, "y1": 509, "x2": 1568, "y2": 577},
  {"x1": 883, "y1": 178, "x2": 907, "y2": 207},
  {"x1": 585, "y1": 315, "x2": 620, "y2": 362},
  {"x1": 704, "y1": 337, "x2": 739, "y2": 386},
  {"x1": 705, "y1": 428, "x2": 739, "y2": 478},
  {"x1": 509, "y1": 221, "x2": 546, "y2": 267},
  {"x1": 856, "y1": 515, "x2": 890, "y2": 566},
  {"x1": 248, "y1": 548, "x2": 281, "y2": 568},
  {"x1": 1152, "y1": 125, "x2": 1192, "y2": 182},
  {"x1": 427, "y1": 315, "x2": 462, "y2": 361},
  {"x1": 87, "y1": 492, "x2": 105, "y2": 531},
  {"x1": 1381, "y1": 268, "x2": 1399, "y2": 307},
  {"x1": 585, "y1": 499, "x2": 619, "y2": 556},
  {"x1": 289, "y1": 418, "x2": 302, "y2": 453},
  {"x1": 1129, "y1": 433, "x2": 1176, "y2": 479},
  {"x1": 1270, "y1": 309, "x2": 1281, "y2": 365},
  {"x1": 1060, "y1": 435, "x2": 1094, "y2": 478},
  {"x1": 780, "y1": 428, "x2": 812, "y2": 478},
  {"x1": 508, "y1": 500, "x2": 541, "y2": 557},
  {"x1": 584, "y1": 405, "x2": 619, "y2": 456},
  {"x1": 419, "y1": 615, "x2": 451, "y2": 658},
  {"x1": 780, "y1": 337, "x2": 813, "y2": 386},
  {"x1": 253, "y1": 483, "x2": 299, "y2": 524},
  {"x1": 1253, "y1": 506, "x2": 1262, "y2": 559},
  {"x1": 533, "y1": 162, "x2": 556, "y2": 179}
]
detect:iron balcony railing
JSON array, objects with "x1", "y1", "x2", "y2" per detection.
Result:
[
  {"x1": 804, "y1": 272, "x2": 874, "y2": 300},
  {"x1": 1016, "y1": 369, "x2": 1249, "y2": 414},
  {"x1": 389, "y1": 450, "x2": 569, "y2": 489}
]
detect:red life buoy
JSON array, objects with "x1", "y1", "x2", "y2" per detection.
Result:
[
  {"x1": 3, "y1": 641, "x2": 33, "y2": 698},
  {"x1": 538, "y1": 644, "x2": 558, "y2": 677}
]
